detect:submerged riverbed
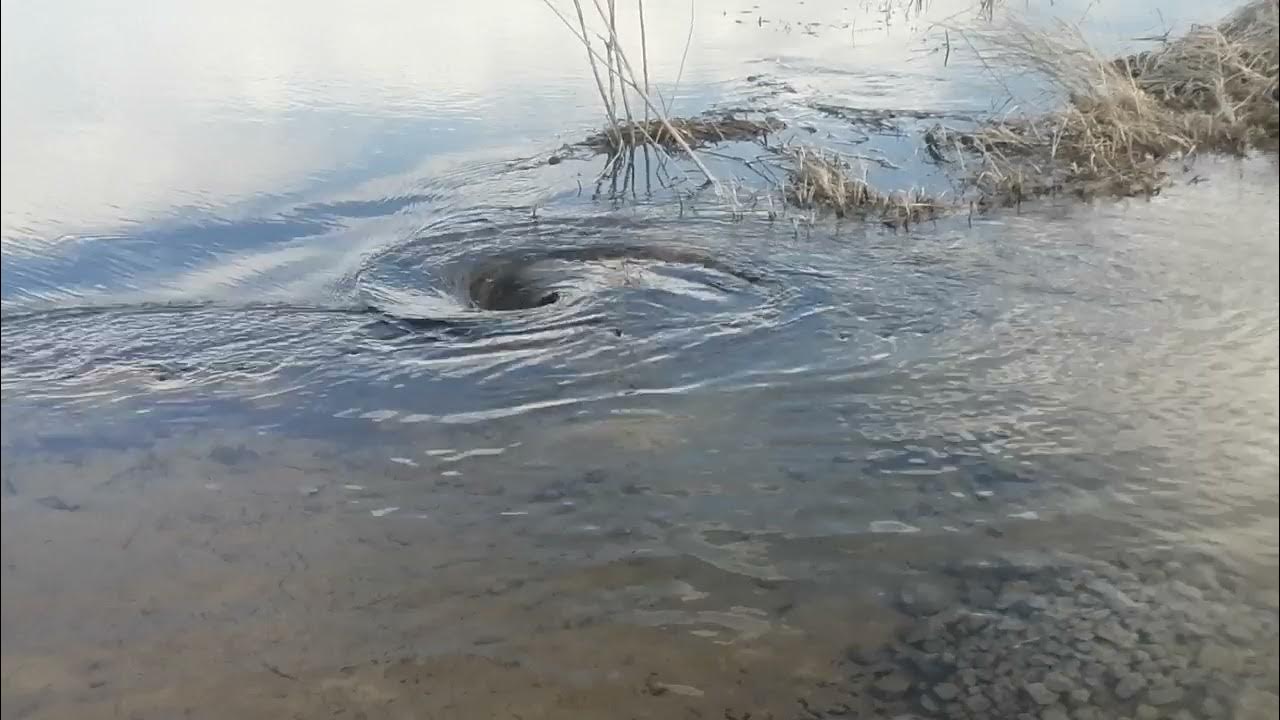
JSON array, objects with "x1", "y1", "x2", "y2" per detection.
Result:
[{"x1": 2, "y1": 0, "x2": 1277, "y2": 718}]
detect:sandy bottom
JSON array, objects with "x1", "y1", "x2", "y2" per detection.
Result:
[{"x1": 2, "y1": 426, "x2": 1277, "y2": 720}]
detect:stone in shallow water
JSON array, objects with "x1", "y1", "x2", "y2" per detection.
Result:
[
  {"x1": 933, "y1": 682, "x2": 960, "y2": 701},
  {"x1": 910, "y1": 654, "x2": 952, "y2": 681},
  {"x1": 870, "y1": 671, "x2": 912, "y2": 699},
  {"x1": 1224, "y1": 621, "x2": 1255, "y2": 643},
  {"x1": 1068, "y1": 688, "x2": 1091, "y2": 706},
  {"x1": 1201, "y1": 695, "x2": 1227, "y2": 718},
  {"x1": 1042, "y1": 706, "x2": 1070, "y2": 720},
  {"x1": 1135, "y1": 705, "x2": 1159, "y2": 720},
  {"x1": 845, "y1": 643, "x2": 882, "y2": 666},
  {"x1": 964, "y1": 694, "x2": 992, "y2": 714},
  {"x1": 1114, "y1": 674, "x2": 1146, "y2": 700},
  {"x1": 1169, "y1": 580, "x2": 1204, "y2": 601},
  {"x1": 899, "y1": 579, "x2": 955, "y2": 617},
  {"x1": 1043, "y1": 671, "x2": 1074, "y2": 694},
  {"x1": 1094, "y1": 621, "x2": 1133, "y2": 646},
  {"x1": 1024, "y1": 682, "x2": 1059, "y2": 705},
  {"x1": 1146, "y1": 684, "x2": 1184, "y2": 706},
  {"x1": 965, "y1": 583, "x2": 996, "y2": 609}
]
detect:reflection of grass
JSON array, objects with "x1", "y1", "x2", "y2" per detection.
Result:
[{"x1": 941, "y1": 0, "x2": 1278, "y2": 205}]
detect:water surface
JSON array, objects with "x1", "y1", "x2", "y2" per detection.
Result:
[{"x1": 2, "y1": 0, "x2": 1277, "y2": 718}]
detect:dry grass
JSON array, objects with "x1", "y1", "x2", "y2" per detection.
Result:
[
  {"x1": 941, "y1": 0, "x2": 1278, "y2": 205},
  {"x1": 1118, "y1": 0, "x2": 1278, "y2": 147},
  {"x1": 582, "y1": 115, "x2": 783, "y2": 154},
  {"x1": 783, "y1": 146, "x2": 943, "y2": 226},
  {"x1": 540, "y1": 0, "x2": 726, "y2": 193}
]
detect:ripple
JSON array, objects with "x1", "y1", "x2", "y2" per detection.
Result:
[{"x1": 353, "y1": 218, "x2": 780, "y2": 321}]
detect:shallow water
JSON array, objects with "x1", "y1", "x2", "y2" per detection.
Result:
[{"x1": 2, "y1": 0, "x2": 1278, "y2": 718}]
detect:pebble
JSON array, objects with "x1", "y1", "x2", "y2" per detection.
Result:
[
  {"x1": 899, "y1": 579, "x2": 955, "y2": 617},
  {"x1": 1068, "y1": 688, "x2": 1091, "y2": 706},
  {"x1": 1094, "y1": 622, "x2": 1131, "y2": 645},
  {"x1": 871, "y1": 672, "x2": 912, "y2": 699},
  {"x1": 1042, "y1": 706, "x2": 1070, "y2": 720},
  {"x1": 844, "y1": 550, "x2": 1278, "y2": 720},
  {"x1": 1043, "y1": 672, "x2": 1073, "y2": 694},
  {"x1": 1145, "y1": 684, "x2": 1184, "y2": 706},
  {"x1": 1201, "y1": 696, "x2": 1226, "y2": 718},
  {"x1": 1181, "y1": 564, "x2": 1219, "y2": 592},
  {"x1": 968, "y1": 585, "x2": 997, "y2": 608},
  {"x1": 1169, "y1": 580, "x2": 1203, "y2": 601},
  {"x1": 1024, "y1": 682, "x2": 1059, "y2": 705},
  {"x1": 909, "y1": 654, "x2": 950, "y2": 681},
  {"x1": 845, "y1": 644, "x2": 881, "y2": 665},
  {"x1": 1224, "y1": 622, "x2": 1254, "y2": 643},
  {"x1": 1114, "y1": 674, "x2": 1146, "y2": 700},
  {"x1": 933, "y1": 683, "x2": 960, "y2": 701}
]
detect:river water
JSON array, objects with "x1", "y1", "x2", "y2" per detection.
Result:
[{"x1": 2, "y1": 0, "x2": 1277, "y2": 718}]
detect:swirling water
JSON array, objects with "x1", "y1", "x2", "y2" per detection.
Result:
[{"x1": 2, "y1": 0, "x2": 1277, "y2": 718}]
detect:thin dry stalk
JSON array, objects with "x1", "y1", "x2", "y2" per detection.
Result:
[
  {"x1": 607, "y1": 0, "x2": 637, "y2": 146},
  {"x1": 606, "y1": 0, "x2": 620, "y2": 124},
  {"x1": 581, "y1": 0, "x2": 725, "y2": 192},
  {"x1": 541, "y1": 0, "x2": 724, "y2": 192},
  {"x1": 667, "y1": 0, "x2": 695, "y2": 115},
  {"x1": 565, "y1": 0, "x2": 620, "y2": 147},
  {"x1": 638, "y1": 0, "x2": 651, "y2": 124}
]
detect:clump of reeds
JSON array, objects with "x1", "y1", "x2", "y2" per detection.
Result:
[
  {"x1": 783, "y1": 146, "x2": 943, "y2": 226},
  {"x1": 943, "y1": 0, "x2": 1278, "y2": 205},
  {"x1": 582, "y1": 115, "x2": 783, "y2": 154},
  {"x1": 539, "y1": 0, "x2": 725, "y2": 193},
  {"x1": 1117, "y1": 0, "x2": 1278, "y2": 148}
]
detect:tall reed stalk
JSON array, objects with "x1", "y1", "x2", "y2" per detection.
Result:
[{"x1": 539, "y1": 0, "x2": 724, "y2": 193}]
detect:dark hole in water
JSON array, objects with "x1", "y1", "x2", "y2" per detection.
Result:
[
  {"x1": 468, "y1": 269, "x2": 562, "y2": 311},
  {"x1": 463, "y1": 244, "x2": 761, "y2": 312}
]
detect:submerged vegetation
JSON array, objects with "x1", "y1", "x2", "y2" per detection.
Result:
[{"x1": 542, "y1": 0, "x2": 1279, "y2": 220}]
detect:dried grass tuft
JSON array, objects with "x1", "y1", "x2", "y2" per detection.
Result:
[
  {"x1": 583, "y1": 115, "x2": 783, "y2": 154},
  {"x1": 943, "y1": 0, "x2": 1278, "y2": 205},
  {"x1": 784, "y1": 146, "x2": 943, "y2": 227}
]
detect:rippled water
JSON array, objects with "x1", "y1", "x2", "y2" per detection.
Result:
[{"x1": 3, "y1": 0, "x2": 1278, "y2": 718}]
